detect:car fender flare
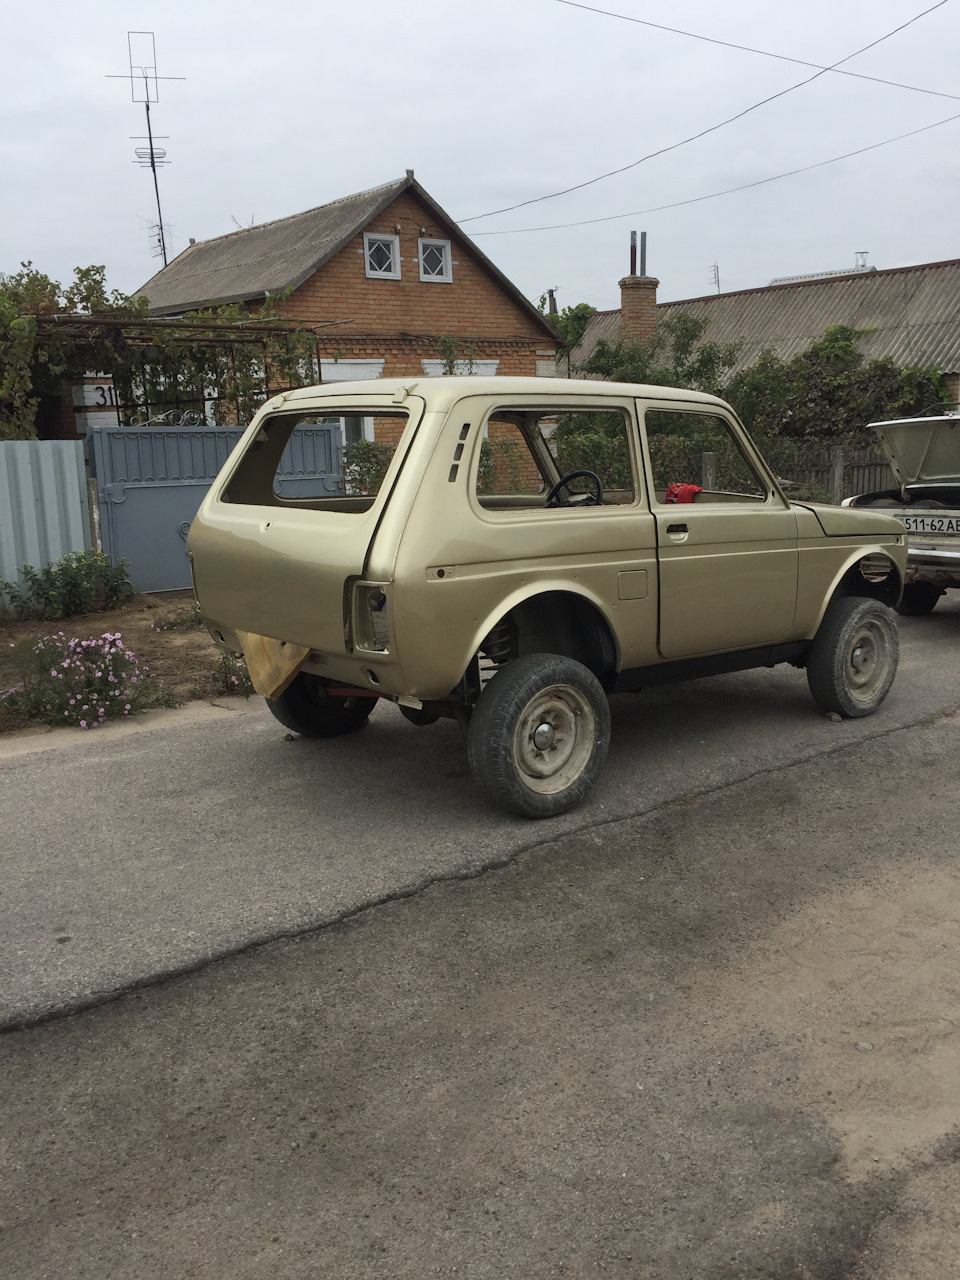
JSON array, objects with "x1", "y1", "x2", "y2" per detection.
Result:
[
  {"x1": 462, "y1": 581, "x2": 622, "y2": 686},
  {"x1": 810, "y1": 547, "x2": 904, "y2": 634}
]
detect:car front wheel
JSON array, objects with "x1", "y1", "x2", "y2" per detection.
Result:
[
  {"x1": 267, "y1": 672, "x2": 375, "y2": 737},
  {"x1": 466, "y1": 653, "x2": 611, "y2": 818},
  {"x1": 806, "y1": 596, "x2": 899, "y2": 718}
]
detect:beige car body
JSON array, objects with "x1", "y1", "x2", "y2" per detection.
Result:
[{"x1": 188, "y1": 376, "x2": 907, "y2": 705}]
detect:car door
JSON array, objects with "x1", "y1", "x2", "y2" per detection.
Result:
[{"x1": 639, "y1": 402, "x2": 799, "y2": 659}]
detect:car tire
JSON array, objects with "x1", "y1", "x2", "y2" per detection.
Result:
[
  {"x1": 806, "y1": 596, "x2": 899, "y2": 718},
  {"x1": 266, "y1": 672, "x2": 374, "y2": 738},
  {"x1": 896, "y1": 582, "x2": 942, "y2": 616},
  {"x1": 466, "y1": 653, "x2": 611, "y2": 818}
]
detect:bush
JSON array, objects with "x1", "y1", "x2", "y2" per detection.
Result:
[
  {"x1": 0, "y1": 550, "x2": 132, "y2": 619},
  {"x1": 210, "y1": 652, "x2": 255, "y2": 697},
  {"x1": 1, "y1": 631, "x2": 171, "y2": 728}
]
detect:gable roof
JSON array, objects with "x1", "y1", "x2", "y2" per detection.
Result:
[
  {"x1": 569, "y1": 259, "x2": 960, "y2": 374},
  {"x1": 137, "y1": 173, "x2": 557, "y2": 338}
]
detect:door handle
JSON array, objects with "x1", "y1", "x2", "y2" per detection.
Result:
[{"x1": 666, "y1": 523, "x2": 688, "y2": 534}]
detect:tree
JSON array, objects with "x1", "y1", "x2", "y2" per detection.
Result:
[
  {"x1": 537, "y1": 297, "x2": 597, "y2": 348},
  {"x1": 579, "y1": 313, "x2": 741, "y2": 395},
  {"x1": 724, "y1": 325, "x2": 947, "y2": 442}
]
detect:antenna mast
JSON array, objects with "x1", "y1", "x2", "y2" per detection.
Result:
[{"x1": 107, "y1": 32, "x2": 185, "y2": 266}]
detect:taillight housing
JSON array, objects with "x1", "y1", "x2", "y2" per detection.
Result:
[{"x1": 353, "y1": 582, "x2": 391, "y2": 653}]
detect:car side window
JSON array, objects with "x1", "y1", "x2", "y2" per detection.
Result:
[
  {"x1": 475, "y1": 407, "x2": 636, "y2": 508},
  {"x1": 644, "y1": 409, "x2": 766, "y2": 503}
]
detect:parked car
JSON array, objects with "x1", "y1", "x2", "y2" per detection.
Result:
[
  {"x1": 188, "y1": 377, "x2": 907, "y2": 818},
  {"x1": 842, "y1": 407, "x2": 960, "y2": 614}
]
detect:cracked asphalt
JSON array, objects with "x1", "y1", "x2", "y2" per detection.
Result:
[{"x1": 2, "y1": 604, "x2": 960, "y2": 1277}]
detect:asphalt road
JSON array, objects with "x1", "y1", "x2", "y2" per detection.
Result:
[
  {"x1": 1, "y1": 601, "x2": 959, "y2": 1278},
  {"x1": 2, "y1": 603, "x2": 960, "y2": 1029}
]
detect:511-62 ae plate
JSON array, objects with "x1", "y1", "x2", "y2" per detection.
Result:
[{"x1": 899, "y1": 514, "x2": 960, "y2": 535}]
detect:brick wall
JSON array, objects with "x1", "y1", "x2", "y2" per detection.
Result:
[{"x1": 277, "y1": 190, "x2": 554, "y2": 378}]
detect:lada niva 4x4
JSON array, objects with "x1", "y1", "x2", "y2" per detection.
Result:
[{"x1": 188, "y1": 376, "x2": 908, "y2": 818}]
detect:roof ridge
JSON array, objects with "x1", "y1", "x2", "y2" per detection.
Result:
[{"x1": 659, "y1": 258, "x2": 960, "y2": 308}]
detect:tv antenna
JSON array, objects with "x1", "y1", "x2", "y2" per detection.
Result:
[{"x1": 107, "y1": 32, "x2": 184, "y2": 266}]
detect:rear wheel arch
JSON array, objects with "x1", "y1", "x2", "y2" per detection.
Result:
[{"x1": 477, "y1": 590, "x2": 620, "y2": 691}]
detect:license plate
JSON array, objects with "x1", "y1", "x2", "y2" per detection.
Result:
[{"x1": 899, "y1": 513, "x2": 960, "y2": 535}]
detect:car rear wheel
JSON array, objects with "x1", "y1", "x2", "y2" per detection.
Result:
[
  {"x1": 467, "y1": 653, "x2": 611, "y2": 818},
  {"x1": 806, "y1": 596, "x2": 899, "y2": 718},
  {"x1": 896, "y1": 581, "x2": 942, "y2": 616},
  {"x1": 267, "y1": 672, "x2": 375, "y2": 737}
]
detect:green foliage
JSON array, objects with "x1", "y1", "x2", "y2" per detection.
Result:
[
  {"x1": 537, "y1": 298, "x2": 597, "y2": 348},
  {"x1": 342, "y1": 438, "x2": 394, "y2": 495},
  {"x1": 0, "y1": 261, "x2": 318, "y2": 439},
  {"x1": 0, "y1": 262, "x2": 147, "y2": 440},
  {"x1": 723, "y1": 325, "x2": 947, "y2": 442},
  {"x1": 115, "y1": 293, "x2": 317, "y2": 428},
  {"x1": 581, "y1": 313, "x2": 741, "y2": 394},
  {"x1": 0, "y1": 550, "x2": 132, "y2": 620},
  {"x1": 552, "y1": 414, "x2": 632, "y2": 490},
  {"x1": 477, "y1": 437, "x2": 527, "y2": 494},
  {"x1": 437, "y1": 336, "x2": 479, "y2": 374},
  {"x1": 209, "y1": 652, "x2": 255, "y2": 697},
  {"x1": 1, "y1": 631, "x2": 171, "y2": 728}
]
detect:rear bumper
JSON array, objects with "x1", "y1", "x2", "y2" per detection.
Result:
[{"x1": 906, "y1": 543, "x2": 960, "y2": 586}]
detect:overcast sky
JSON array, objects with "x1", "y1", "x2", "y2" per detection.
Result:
[{"x1": 2, "y1": 0, "x2": 957, "y2": 312}]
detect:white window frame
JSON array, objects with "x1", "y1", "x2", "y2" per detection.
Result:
[
  {"x1": 363, "y1": 232, "x2": 401, "y2": 280},
  {"x1": 417, "y1": 237, "x2": 453, "y2": 283}
]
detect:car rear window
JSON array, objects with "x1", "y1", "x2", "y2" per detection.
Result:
[{"x1": 222, "y1": 409, "x2": 410, "y2": 511}]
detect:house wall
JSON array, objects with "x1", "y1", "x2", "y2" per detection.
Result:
[{"x1": 278, "y1": 191, "x2": 554, "y2": 379}]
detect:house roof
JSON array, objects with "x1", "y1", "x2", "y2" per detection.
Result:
[
  {"x1": 137, "y1": 173, "x2": 557, "y2": 339},
  {"x1": 568, "y1": 258, "x2": 960, "y2": 375}
]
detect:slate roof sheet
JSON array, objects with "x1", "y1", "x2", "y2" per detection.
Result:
[{"x1": 567, "y1": 259, "x2": 960, "y2": 375}]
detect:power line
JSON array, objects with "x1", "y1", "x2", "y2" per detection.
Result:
[
  {"x1": 460, "y1": 0, "x2": 952, "y2": 223},
  {"x1": 465, "y1": 110, "x2": 960, "y2": 236},
  {"x1": 551, "y1": 0, "x2": 959, "y2": 103}
]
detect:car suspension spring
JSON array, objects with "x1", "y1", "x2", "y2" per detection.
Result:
[{"x1": 480, "y1": 620, "x2": 513, "y2": 666}]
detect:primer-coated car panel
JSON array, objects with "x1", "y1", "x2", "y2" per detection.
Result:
[{"x1": 188, "y1": 376, "x2": 908, "y2": 816}]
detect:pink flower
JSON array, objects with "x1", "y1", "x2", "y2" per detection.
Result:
[{"x1": 80, "y1": 720, "x2": 87, "y2": 728}]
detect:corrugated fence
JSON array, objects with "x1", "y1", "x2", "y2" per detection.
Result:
[{"x1": 0, "y1": 441, "x2": 91, "y2": 597}]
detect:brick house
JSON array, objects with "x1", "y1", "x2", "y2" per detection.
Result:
[
  {"x1": 566, "y1": 258, "x2": 960, "y2": 402},
  {"x1": 138, "y1": 171, "x2": 558, "y2": 394}
]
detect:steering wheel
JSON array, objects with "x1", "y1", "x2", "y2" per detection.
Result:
[{"x1": 544, "y1": 470, "x2": 603, "y2": 508}]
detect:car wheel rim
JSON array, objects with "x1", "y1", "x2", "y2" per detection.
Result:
[
  {"x1": 844, "y1": 620, "x2": 888, "y2": 701},
  {"x1": 513, "y1": 684, "x2": 596, "y2": 795}
]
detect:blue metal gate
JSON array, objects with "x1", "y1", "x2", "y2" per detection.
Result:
[{"x1": 91, "y1": 423, "x2": 341, "y2": 592}]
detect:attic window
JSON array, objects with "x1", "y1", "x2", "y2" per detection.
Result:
[
  {"x1": 364, "y1": 232, "x2": 401, "y2": 279},
  {"x1": 418, "y1": 238, "x2": 452, "y2": 283}
]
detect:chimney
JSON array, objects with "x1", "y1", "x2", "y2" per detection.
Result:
[{"x1": 619, "y1": 230, "x2": 658, "y2": 345}]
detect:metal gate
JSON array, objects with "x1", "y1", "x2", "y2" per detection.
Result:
[{"x1": 91, "y1": 423, "x2": 341, "y2": 592}]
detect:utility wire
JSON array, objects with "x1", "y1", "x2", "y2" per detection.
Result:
[
  {"x1": 551, "y1": 0, "x2": 959, "y2": 103},
  {"x1": 465, "y1": 110, "x2": 960, "y2": 236},
  {"x1": 460, "y1": 0, "x2": 953, "y2": 222}
]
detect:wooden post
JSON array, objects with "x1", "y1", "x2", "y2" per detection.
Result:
[
  {"x1": 831, "y1": 446, "x2": 845, "y2": 505},
  {"x1": 701, "y1": 451, "x2": 717, "y2": 491}
]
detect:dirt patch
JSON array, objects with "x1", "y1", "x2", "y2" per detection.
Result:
[{"x1": 0, "y1": 591, "x2": 230, "y2": 732}]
